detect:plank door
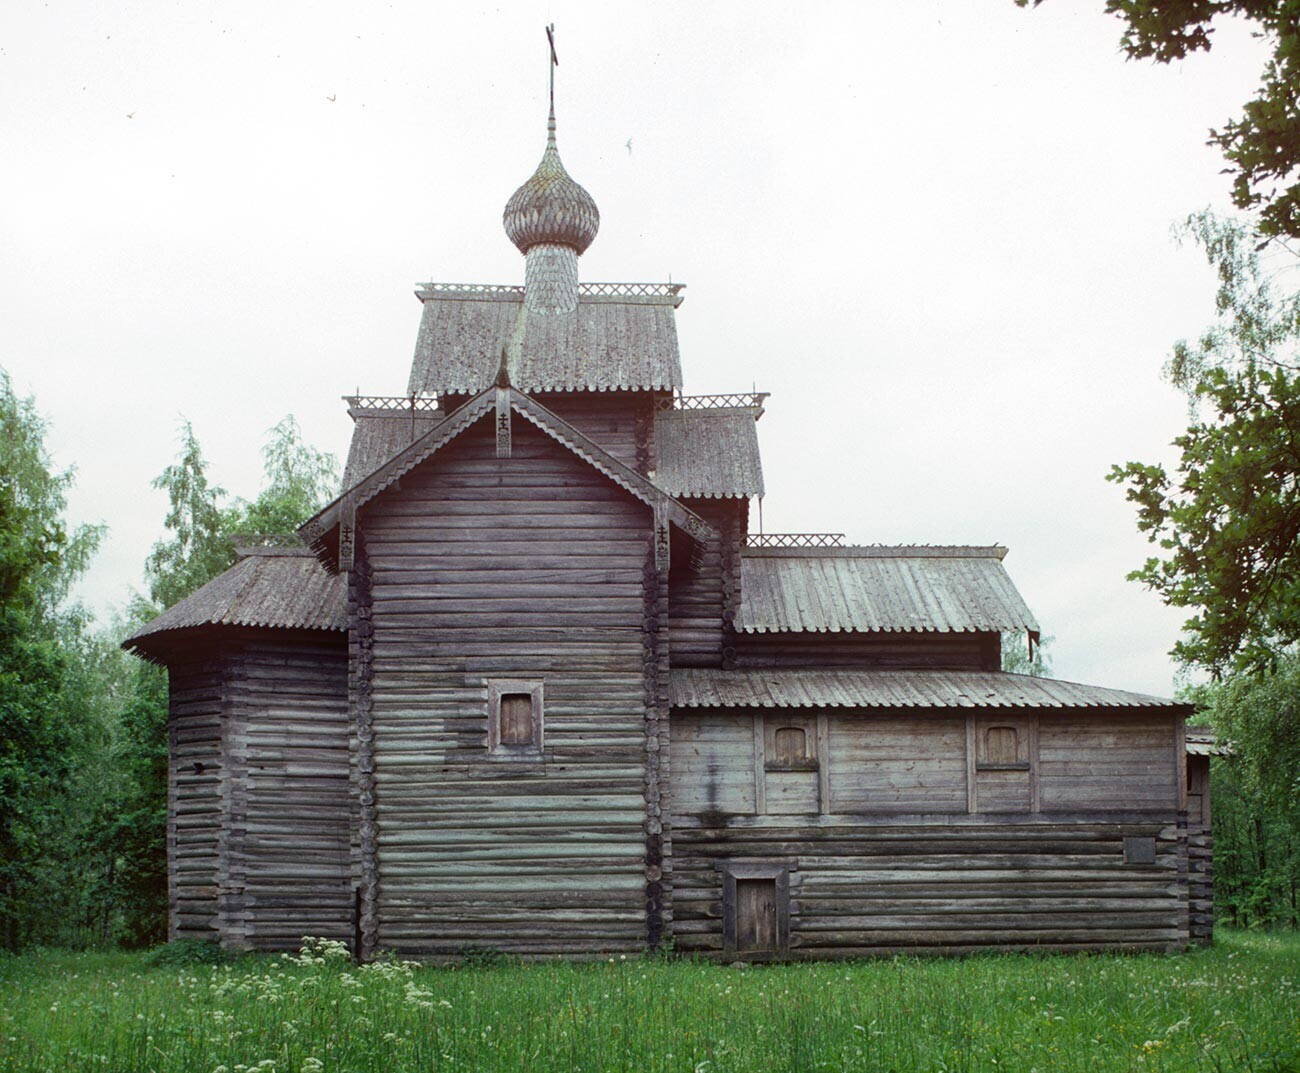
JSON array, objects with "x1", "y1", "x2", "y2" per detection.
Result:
[{"x1": 735, "y1": 878, "x2": 778, "y2": 954}]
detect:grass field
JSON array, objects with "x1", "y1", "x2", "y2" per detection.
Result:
[{"x1": 1, "y1": 932, "x2": 1297, "y2": 1073}]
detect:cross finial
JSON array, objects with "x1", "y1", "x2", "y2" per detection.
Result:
[{"x1": 546, "y1": 24, "x2": 558, "y2": 146}]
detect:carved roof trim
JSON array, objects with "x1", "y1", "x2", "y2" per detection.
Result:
[{"x1": 301, "y1": 385, "x2": 716, "y2": 571}]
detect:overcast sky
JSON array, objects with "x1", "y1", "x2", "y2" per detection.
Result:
[{"x1": 2, "y1": 1, "x2": 1269, "y2": 695}]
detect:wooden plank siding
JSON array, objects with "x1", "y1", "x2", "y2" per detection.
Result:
[
  {"x1": 359, "y1": 417, "x2": 657, "y2": 957},
  {"x1": 670, "y1": 708, "x2": 1190, "y2": 957}
]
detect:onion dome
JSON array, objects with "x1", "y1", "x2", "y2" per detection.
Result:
[{"x1": 503, "y1": 111, "x2": 600, "y2": 255}]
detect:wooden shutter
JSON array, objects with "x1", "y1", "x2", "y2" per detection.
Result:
[{"x1": 499, "y1": 694, "x2": 534, "y2": 745}]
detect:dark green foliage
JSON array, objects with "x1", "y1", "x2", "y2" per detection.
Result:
[
  {"x1": 1186, "y1": 660, "x2": 1300, "y2": 928},
  {"x1": 0, "y1": 370, "x2": 104, "y2": 950},
  {"x1": 141, "y1": 939, "x2": 233, "y2": 967},
  {"x1": 1018, "y1": 1, "x2": 1300, "y2": 241}
]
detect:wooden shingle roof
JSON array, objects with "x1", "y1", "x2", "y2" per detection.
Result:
[
  {"x1": 406, "y1": 284, "x2": 684, "y2": 395},
  {"x1": 738, "y1": 546, "x2": 1039, "y2": 635},
  {"x1": 342, "y1": 408, "x2": 443, "y2": 489},
  {"x1": 654, "y1": 408, "x2": 764, "y2": 499},
  {"x1": 124, "y1": 547, "x2": 346, "y2": 654},
  {"x1": 671, "y1": 669, "x2": 1190, "y2": 711}
]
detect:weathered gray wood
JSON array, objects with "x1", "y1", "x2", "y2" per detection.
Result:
[{"x1": 361, "y1": 419, "x2": 653, "y2": 957}]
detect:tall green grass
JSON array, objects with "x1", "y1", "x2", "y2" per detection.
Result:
[{"x1": 2, "y1": 932, "x2": 1297, "y2": 1072}]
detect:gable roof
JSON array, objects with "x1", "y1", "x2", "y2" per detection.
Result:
[
  {"x1": 302, "y1": 384, "x2": 717, "y2": 571},
  {"x1": 737, "y1": 546, "x2": 1039, "y2": 635},
  {"x1": 654, "y1": 408, "x2": 764, "y2": 498},
  {"x1": 670, "y1": 668, "x2": 1190, "y2": 711},
  {"x1": 124, "y1": 547, "x2": 347, "y2": 655},
  {"x1": 407, "y1": 283, "x2": 684, "y2": 395}
]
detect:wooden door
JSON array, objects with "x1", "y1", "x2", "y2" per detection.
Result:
[{"x1": 735, "y1": 878, "x2": 778, "y2": 954}]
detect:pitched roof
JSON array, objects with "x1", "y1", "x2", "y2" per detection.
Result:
[
  {"x1": 670, "y1": 668, "x2": 1190, "y2": 711},
  {"x1": 406, "y1": 284, "x2": 684, "y2": 395},
  {"x1": 654, "y1": 408, "x2": 764, "y2": 498},
  {"x1": 124, "y1": 548, "x2": 347, "y2": 652},
  {"x1": 1186, "y1": 728, "x2": 1230, "y2": 755},
  {"x1": 342, "y1": 408, "x2": 443, "y2": 489},
  {"x1": 737, "y1": 546, "x2": 1039, "y2": 635},
  {"x1": 302, "y1": 384, "x2": 717, "y2": 571}
]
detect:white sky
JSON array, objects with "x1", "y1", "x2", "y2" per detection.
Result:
[{"x1": 1, "y1": 1, "x2": 1268, "y2": 696}]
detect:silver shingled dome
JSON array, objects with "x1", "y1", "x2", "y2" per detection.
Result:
[{"x1": 503, "y1": 115, "x2": 600, "y2": 255}]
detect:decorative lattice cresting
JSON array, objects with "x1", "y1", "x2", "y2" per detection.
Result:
[
  {"x1": 659, "y1": 391, "x2": 769, "y2": 414},
  {"x1": 414, "y1": 282, "x2": 685, "y2": 305},
  {"x1": 745, "y1": 533, "x2": 847, "y2": 548},
  {"x1": 345, "y1": 395, "x2": 440, "y2": 415}
]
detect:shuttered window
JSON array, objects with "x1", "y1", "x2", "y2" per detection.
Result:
[
  {"x1": 986, "y1": 726, "x2": 1019, "y2": 766},
  {"x1": 773, "y1": 726, "x2": 808, "y2": 766},
  {"x1": 487, "y1": 680, "x2": 544, "y2": 757},
  {"x1": 499, "y1": 694, "x2": 534, "y2": 745}
]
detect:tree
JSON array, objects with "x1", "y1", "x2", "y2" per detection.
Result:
[
  {"x1": 233, "y1": 415, "x2": 339, "y2": 537},
  {"x1": 0, "y1": 369, "x2": 103, "y2": 948},
  {"x1": 143, "y1": 420, "x2": 233, "y2": 611},
  {"x1": 143, "y1": 415, "x2": 340, "y2": 614},
  {"x1": 1186, "y1": 664, "x2": 1300, "y2": 927},
  {"x1": 1017, "y1": 1, "x2": 1300, "y2": 240},
  {"x1": 1001, "y1": 631, "x2": 1055, "y2": 676},
  {"x1": 1108, "y1": 212, "x2": 1300, "y2": 674}
]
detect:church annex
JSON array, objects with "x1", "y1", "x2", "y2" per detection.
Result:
[{"x1": 125, "y1": 47, "x2": 1212, "y2": 960}]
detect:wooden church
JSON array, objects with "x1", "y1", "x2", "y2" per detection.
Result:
[{"x1": 126, "y1": 48, "x2": 1213, "y2": 960}]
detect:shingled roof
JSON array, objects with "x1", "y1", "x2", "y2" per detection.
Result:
[
  {"x1": 342, "y1": 407, "x2": 443, "y2": 489},
  {"x1": 670, "y1": 668, "x2": 1189, "y2": 711},
  {"x1": 654, "y1": 408, "x2": 764, "y2": 499},
  {"x1": 406, "y1": 284, "x2": 684, "y2": 395},
  {"x1": 124, "y1": 547, "x2": 347, "y2": 654},
  {"x1": 737, "y1": 546, "x2": 1039, "y2": 635}
]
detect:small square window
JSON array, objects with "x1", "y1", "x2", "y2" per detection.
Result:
[
  {"x1": 487, "y1": 680, "x2": 543, "y2": 757},
  {"x1": 763, "y1": 719, "x2": 818, "y2": 773}
]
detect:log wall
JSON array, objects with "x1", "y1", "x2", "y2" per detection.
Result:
[
  {"x1": 167, "y1": 652, "x2": 226, "y2": 941},
  {"x1": 669, "y1": 498, "x2": 747, "y2": 668},
  {"x1": 221, "y1": 634, "x2": 351, "y2": 949},
  {"x1": 533, "y1": 391, "x2": 659, "y2": 473},
  {"x1": 670, "y1": 708, "x2": 1190, "y2": 956},
  {"x1": 361, "y1": 418, "x2": 655, "y2": 957},
  {"x1": 164, "y1": 630, "x2": 350, "y2": 949},
  {"x1": 734, "y1": 630, "x2": 1002, "y2": 670}
]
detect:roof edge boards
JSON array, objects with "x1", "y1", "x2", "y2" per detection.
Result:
[
  {"x1": 743, "y1": 545, "x2": 1010, "y2": 559},
  {"x1": 302, "y1": 385, "x2": 717, "y2": 571}
]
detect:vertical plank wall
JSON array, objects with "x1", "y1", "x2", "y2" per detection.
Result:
[
  {"x1": 671, "y1": 708, "x2": 1189, "y2": 956},
  {"x1": 360, "y1": 418, "x2": 655, "y2": 957}
]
